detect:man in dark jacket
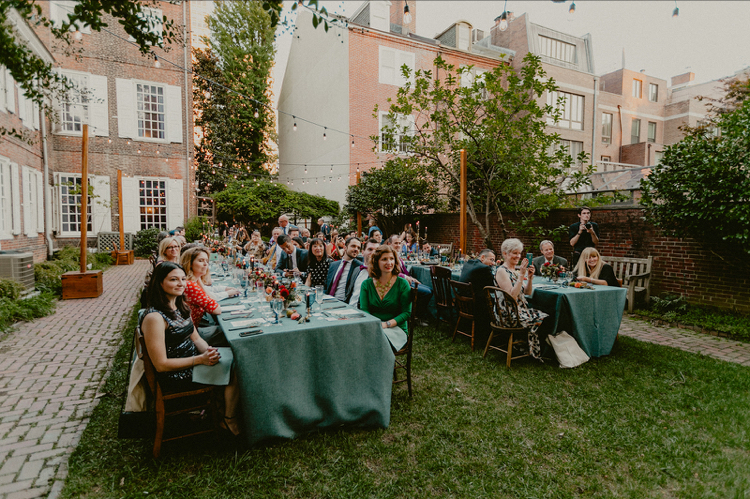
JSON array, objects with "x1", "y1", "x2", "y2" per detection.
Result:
[
  {"x1": 325, "y1": 237, "x2": 363, "y2": 303},
  {"x1": 532, "y1": 240, "x2": 568, "y2": 276},
  {"x1": 275, "y1": 234, "x2": 309, "y2": 277},
  {"x1": 458, "y1": 249, "x2": 496, "y2": 346}
]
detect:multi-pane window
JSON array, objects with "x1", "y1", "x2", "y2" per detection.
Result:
[
  {"x1": 558, "y1": 139, "x2": 584, "y2": 167},
  {"x1": 61, "y1": 72, "x2": 88, "y2": 133},
  {"x1": 139, "y1": 179, "x2": 167, "y2": 230},
  {"x1": 601, "y1": 156, "x2": 612, "y2": 172},
  {"x1": 648, "y1": 83, "x2": 658, "y2": 102},
  {"x1": 632, "y1": 79, "x2": 642, "y2": 98},
  {"x1": 59, "y1": 175, "x2": 92, "y2": 234},
  {"x1": 546, "y1": 91, "x2": 584, "y2": 130},
  {"x1": 601, "y1": 113, "x2": 612, "y2": 144},
  {"x1": 538, "y1": 35, "x2": 576, "y2": 63},
  {"x1": 631, "y1": 118, "x2": 641, "y2": 144},
  {"x1": 379, "y1": 113, "x2": 414, "y2": 154},
  {"x1": 136, "y1": 83, "x2": 165, "y2": 139},
  {"x1": 647, "y1": 122, "x2": 657, "y2": 143}
]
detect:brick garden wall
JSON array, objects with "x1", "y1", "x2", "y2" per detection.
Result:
[{"x1": 419, "y1": 207, "x2": 750, "y2": 314}]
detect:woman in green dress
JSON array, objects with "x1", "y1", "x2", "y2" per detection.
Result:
[{"x1": 360, "y1": 245, "x2": 413, "y2": 334}]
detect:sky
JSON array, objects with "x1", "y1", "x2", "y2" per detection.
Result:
[{"x1": 270, "y1": 0, "x2": 750, "y2": 107}]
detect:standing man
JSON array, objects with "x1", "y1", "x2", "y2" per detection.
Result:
[
  {"x1": 569, "y1": 206, "x2": 599, "y2": 266},
  {"x1": 278, "y1": 215, "x2": 290, "y2": 235},
  {"x1": 349, "y1": 239, "x2": 380, "y2": 307},
  {"x1": 325, "y1": 237, "x2": 363, "y2": 303},
  {"x1": 318, "y1": 218, "x2": 331, "y2": 242},
  {"x1": 533, "y1": 241, "x2": 568, "y2": 276}
]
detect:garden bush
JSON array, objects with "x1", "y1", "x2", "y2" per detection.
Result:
[
  {"x1": 184, "y1": 216, "x2": 210, "y2": 243},
  {"x1": 0, "y1": 279, "x2": 25, "y2": 300},
  {"x1": 134, "y1": 227, "x2": 161, "y2": 258},
  {"x1": 0, "y1": 292, "x2": 57, "y2": 333}
]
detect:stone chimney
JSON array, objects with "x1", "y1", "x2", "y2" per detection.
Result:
[
  {"x1": 390, "y1": 0, "x2": 416, "y2": 34},
  {"x1": 671, "y1": 72, "x2": 695, "y2": 87}
]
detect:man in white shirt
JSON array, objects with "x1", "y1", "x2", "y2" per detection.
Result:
[
  {"x1": 278, "y1": 215, "x2": 290, "y2": 235},
  {"x1": 325, "y1": 237, "x2": 363, "y2": 303},
  {"x1": 350, "y1": 239, "x2": 380, "y2": 308}
]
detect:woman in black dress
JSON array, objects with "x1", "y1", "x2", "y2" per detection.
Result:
[
  {"x1": 573, "y1": 248, "x2": 621, "y2": 287},
  {"x1": 304, "y1": 238, "x2": 332, "y2": 287},
  {"x1": 140, "y1": 262, "x2": 241, "y2": 435}
]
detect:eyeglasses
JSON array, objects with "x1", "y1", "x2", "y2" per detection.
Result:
[{"x1": 167, "y1": 246, "x2": 180, "y2": 250}]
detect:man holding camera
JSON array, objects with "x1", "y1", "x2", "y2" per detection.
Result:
[{"x1": 569, "y1": 206, "x2": 599, "y2": 266}]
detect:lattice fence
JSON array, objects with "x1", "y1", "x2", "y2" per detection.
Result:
[{"x1": 97, "y1": 231, "x2": 134, "y2": 252}]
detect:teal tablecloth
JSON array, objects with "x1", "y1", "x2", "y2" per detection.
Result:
[
  {"x1": 217, "y1": 294, "x2": 395, "y2": 446},
  {"x1": 407, "y1": 264, "x2": 461, "y2": 317},
  {"x1": 528, "y1": 283, "x2": 627, "y2": 357}
]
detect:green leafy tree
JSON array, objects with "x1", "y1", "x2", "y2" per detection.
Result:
[
  {"x1": 345, "y1": 160, "x2": 442, "y2": 237},
  {"x1": 211, "y1": 181, "x2": 338, "y2": 230},
  {"x1": 378, "y1": 54, "x2": 591, "y2": 249},
  {"x1": 640, "y1": 99, "x2": 750, "y2": 254}
]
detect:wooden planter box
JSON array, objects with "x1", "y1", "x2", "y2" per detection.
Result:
[
  {"x1": 111, "y1": 250, "x2": 134, "y2": 265},
  {"x1": 61, "y1": 270, "x2": 103, "y2": 299}
]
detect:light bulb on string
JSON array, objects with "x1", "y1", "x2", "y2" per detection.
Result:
[
  {"x1": 154, "y1": 55, "x2": 161, "y2": 69},
  {"x1": 304, "y1": 165, "x2": 307, "y2": 174},
  {"x1": 672, "y1": 0, "x2": 679, "y2": 17},
  {"x1": 74, "y1": 29, "x2": 83, "y2": 41},
  {"x1": 254, "y1": 109, "x2": 259, "y2": 119},
  {"x1": 403, "y1": 1, "x2": 412, "y2": 24},
  {"x1": 137, "y1": 148, "x2": 141, "y2": 154},
  {"x1": 323, "y1": 127, "x2": 327, "y2": 140},
  {"x1": 293, "y1": 118, "x2": 297, "y2": 131},
  {"x1": 107, "y1": 139, "x2": 111, "y2": 143},
  {"x1": 351, "y1": 139, "x2": 355, "y2": 148},
  {"x1": 569, "y1": 2, "x2": 576, "y2": 14}
]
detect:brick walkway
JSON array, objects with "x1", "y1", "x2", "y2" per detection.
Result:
[
  {"x1": 619, "y1": 315, "x2": 750, "y2": 366},
  {"x1": 0, "y1": 260, "x2": 148, "y2": 499}
]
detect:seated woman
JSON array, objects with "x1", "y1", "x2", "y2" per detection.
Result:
[
  {"x1": 181, "y1": 247, "x2": 240, "y2": 328},
  {"x1": 304, "y1": 238, "x2": 332, "y2": 287},
  {"x1": 359, "y1": 245, "x2": 413, "y2": 335},
  {"x1": 401, "y1": 230, "x2": 418, "y2": 255},
  {"x1": 243, "y1": 230, "x2": 266, "y2": 261},
  {"x1": 494, "y1": 238, "x2": 549, "y2": 361},
  {"x1": 140, "y1": 261, "x2": 240, "y2": 435},
  {"x1": 573, "y1": 248, "x2": 621, "y2": 287},
  {"x1": 233, "y1": 228, "x2": 250, "y2": 255},
  {"x1": 157, "y1": 236, "x2": 181, "y2": 264},
  {"x1": 369, "y1": 229, "x2": 383, "y2": 244}
]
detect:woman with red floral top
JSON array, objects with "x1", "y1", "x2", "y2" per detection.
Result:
[{"x1": 180, "y1": 247, "x2": 240, "y2": 327}]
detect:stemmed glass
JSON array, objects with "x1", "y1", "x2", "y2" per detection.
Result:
[
  {"x1": 220, "y1": 260, "x2": 228, "y2": 279},
  {"x1": 271, "y1": 298, "x2": 284, "y2": 324},
  {"x1": 240, "y1": 272, "x2": 248, "y2": 297},
  {"x1": 315, "y1": 285, "x2": 324, "y2": 312}
]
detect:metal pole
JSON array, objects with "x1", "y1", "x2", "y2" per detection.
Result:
[
  {"x1": 80, "y1": 124, "x2": 89, "y2": 273},
  {"x1": 356, "y1": 170, "x2": 362, "y2": 237},
  {"x1": 460, "y1": 149, "x2": 467, "y2": 254}
]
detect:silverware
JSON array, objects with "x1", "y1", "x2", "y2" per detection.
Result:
[
  {"x1": 323, "y1": 305, "x2": 346, "y2": 310},
  {"x1": 224, "y1": 313, "x2": 253, "y2": 321}
]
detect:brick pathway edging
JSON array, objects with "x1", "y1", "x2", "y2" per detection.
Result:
[{"x1": 0, "y1": 261, "x2": 148, "y2": 499}]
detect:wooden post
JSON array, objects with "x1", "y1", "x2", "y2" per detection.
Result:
[
  {"x1": 356, "y1": 170, "x2": 362, "y2": 237},
  {"x1": 80, "y1": 124, "x2": 89, "y2": 273},
  {"x1": 460, "y1": 149, "x2": 467, "y2": 254},
  {"x1": 118, "y1": 170, "x2": 124, "y2": 247}
]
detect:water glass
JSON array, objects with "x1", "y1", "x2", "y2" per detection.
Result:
[
  {"x1": 315, "y1": 285, "x2": 324, "y2": 312},
  {"x1": 271, "y1": 298, "x2": 284, "y2": 324}
]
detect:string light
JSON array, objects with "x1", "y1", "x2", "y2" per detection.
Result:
[
  {"x1": 154, "y1": 55, "x2": 161, "y2": 69},
  {"x1": 137, "y1": 148, "x2": 141, "y2": 154},
  {"x1": 293, "y1": 117, "x2": 297, "y2": 131},
  {"x1": 569, "y1": 2, "x2": 576, "y2": 14},
  {"x1": 672, "y1": 0, "x2": 679, "y2": 17},
  {"x1": 323, "y1": 127, "x2": 327, "y2": 140},
  {"x1": 351, "y1": 139, "x2": 355, "y2": 148},
  {"x1": 74, "y1": 29, "x2": 82, "y2": 40},
  {"x1": 254, "y1": 109, "x2": 259, "y2": 118}
]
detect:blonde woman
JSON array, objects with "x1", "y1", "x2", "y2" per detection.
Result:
[
  {"x1": 573, "y1": 248, "x2": 621, "y2": 287},
  {"x1": 157, "y1": 237, "x2": 181, "y2": 264}
]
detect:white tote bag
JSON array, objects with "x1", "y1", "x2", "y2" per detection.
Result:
[{"x1": 548, "y1": 331, "x2": 590, "y2": 368}]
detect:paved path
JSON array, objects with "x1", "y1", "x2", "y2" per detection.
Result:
[
  {"x1": 0, "y1": 260, "x2": 148, "y2": 499},
  {"x1": 619, "y1": 315, "x2": 750, "y2": 366},
  {"x1": 0, "y1": 261, "x2": 748, "y2": 498}
]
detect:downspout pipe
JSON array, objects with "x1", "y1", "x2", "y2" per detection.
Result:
[
  {"x1": 40, "y1": 106, "x2": 54, "y2": 257},
  {"x1": 183, "y1": 0, "x2": 191, "y2": 221},
  {"x1": 591, "y1": 76, "x2": 598, "y2": 170},
  {"x1": 617, "y1": 104, "x2": 623, "y2": 163}
]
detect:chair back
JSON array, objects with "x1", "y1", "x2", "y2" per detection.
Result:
[
  {"x1": 449, "y1": 280, "x2": 475, "y2": 318},
  {"x1": 405, "y1": 282, "x2": 419, "y2": 336},
  {"x1": 135, "y1": 326, "x2": 158, "y2": 396},
  {"x1": 431, "y1": 265, "x2": 454, "y2": 308},
  {"x1": 484, "y1": 286, "x2": 522, "y2": 329}
]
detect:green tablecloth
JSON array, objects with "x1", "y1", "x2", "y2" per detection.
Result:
[
  {"x1": 407, "y1": 264, "x2": 461, "y2": 317},
  {"x1": 528, "y1": 282, "x2": 627, "y2": 357},
  {"x1": 217, "y1": 294, "x2": 395, "y2": 446}
]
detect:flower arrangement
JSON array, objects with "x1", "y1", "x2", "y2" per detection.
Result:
[
  {"x1": 540, "y1": 262, "x2": 564, "y2": 280},
  {"x1": 568, "y1": 281, "x2": 594, "y2": 289}
]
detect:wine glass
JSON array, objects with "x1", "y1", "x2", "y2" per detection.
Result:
[
  {"x1": 221, "y1": 260, "x2": 228, "y2": 278},
  {"x1": 240, "y1": 273, "x2": 248, "y2": 297},
  {"x1": 271, "y1": 298, "x2": 284, "y2": 324},
  {"x1": 315, "y1": 285, "x2": 324, "y2": 312}
]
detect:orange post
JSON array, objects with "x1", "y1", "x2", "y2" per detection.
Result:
[
  {"x1": 117, "y1": 170, "x2": 124, "y2": 250},
  {"x1": 459, "y1": 149, "x2": 467, "y2": 254},
  {"x1": 80, "y1": 124, "x2": 89, "y2": 273},
  {"x1": 356, "y1": 170, "x2": 362, "y2": 237}
]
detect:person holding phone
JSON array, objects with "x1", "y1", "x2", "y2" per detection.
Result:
[{"x1": 569, "y1": 206, "x2": 600, "y2": 266}]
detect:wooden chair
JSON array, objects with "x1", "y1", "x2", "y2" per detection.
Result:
[
  {"x1": 449, "y1": 280, "x2": 477, "y2": 351},
  {"x1": 136, "y1": 327, "x2": 218, "y2": 459},
  {"x1": 607, "y1": 256, "x2": 653, "y2": 312},
  {"x1": 148, "y1": 254, "x2": 157, "y2": 270},
  {"x1": 430, "y1": 266, "x2": 455, "y2": 327},
  {"x1": 393, "y1": 284, "x2": 420, "y2": 397},
  {"x1": 483, "y1": 286, "x2": 531, "y2": 367}
]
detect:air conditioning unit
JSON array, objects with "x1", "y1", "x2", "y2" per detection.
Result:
[
  {"x1": 0, "y1": 251, "x2": 35, "y2": 292},
  {"x1": 472, "y1": 29, "x2": 485, "y2": 43}
]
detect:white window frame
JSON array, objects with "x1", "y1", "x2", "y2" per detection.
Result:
[
  {"x1": 379, "y1": 46, "x2": 415, "y2": 87},
  {"x1": 50, "y1": 1, "x2": 91, "y2": 34},
  {"x1": 601, "y1": 112, "x2": 612, "y2": 144},
  {"x1": 0, "y1": 158, "x2": 13, "y2": 239},
  {"x1": 59, "y1": 71, "x2": 89, "y2": 134},
  {"x1": 56, "y1": 70, "x2": 108, "y2": 137},
  {"x1": 632, "y1": 79, "x2": 642, "y2": 99},
  {"x1": 558, "y1": 139, "x2": 584, "y2": 168},
  {"x1": 379, "y1": 112, "x2": 415, "y2": 155},
  {"x1": 136, "y1": 82, "x2": 166, "y2": 141},
  {"x1": 546, "y1": 90, "x2": 584, "y2": 130},
  {"x1": 138, "y1": 177, "x2": 169, "y2": 231},
  {"x1": 116, "y1": 78, "x2": 182, "y2": 143},
  {"x1": 649, "y1": 83, "x2": 658, "y2": 102},
  {"x1": 128, "y1": 7, "x2": 163, "y2": 46},
  {"x1": 538, "y1": 35, "x2": 576, "y2": 64},
  {"x1": 55, "y1": 173, "x2": 92, "y2": 237}
]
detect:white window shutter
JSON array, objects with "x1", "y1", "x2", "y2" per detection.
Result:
[
  {"x1": 166, "y1": 85, "x2": 182, "y2": 143},
  {"x1": 91, "y1": 175, "x2": 111, "y2": 234},
  {"x1": 167, "y1": 179, "x2": 184, "y2": 229},
  {"x1": 396, "y1": 50, "x2": 415, "y2": 86},
  {"x1": 121, "y1": 176, "x2": 140, "y2": 233},
  {"x1": 22, "y1": 167, "x2": 33, "y2": 236},
  {"x1": 5, "y1": 70, "x2": 14, "y2": 114},
  {"x1": 18, "y1": 88, "x2": 27, "y2": 125},
  {"x1": 36, "y1": 171, "x2": 44, "y2": 234},
  {"x1": 50, "y1": 1, "x2": 64, "y2": 28},
  {"x1": 89, "y1": 74, "x2": 109, "y2": 137},
  {"x1": 370, "y1": 1, "x2": 389, "y2": 31},
  {"x1": 116, "y1": 78, "x2": 136, "y2": 139},
  {"x1": 10, "y1": 163, "x2": 20, "y2": 235},
  {"x1": 1, "y1": 162, "x2": 11, "y2": 237},
  {"x1": 379, "y1": 47, "x2": 396, "y2": 85},
  {"x1": 32, "y1": 101, "x2": 40, "y2": 130}
]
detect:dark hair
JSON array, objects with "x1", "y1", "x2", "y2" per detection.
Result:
[
  {"x1": 345, "y1": 236, "x2": 361, "y2": 248},
  {"x1": 308, "y1": 238, "x2": 328, "y2": 261},
  {"x1": 478, "y1": 248, "x2": 495, "y2": 258},
  {"x1": 364, "y1": 239, "x2": 380, "y2": 250},
  {"x1": 156, "y1": 231, "x2": 170, "y2": 244},
  {"x1": 277, "y1": 234, "x2": 291, "y2": 246},
  {"x1": 578, "y1": 206, "x2": 591, "y2": 214},
  {"x1": 144, "y1": 261, "x2": 190, "y2": 320},
  {"x1": 292, "y1": 236, "x2": 305, "y2": 247},
  {"x1": 369, "y1": 244, "x2": 397, "y2": 279},
  {"x1": 370, "y1": 229, "x2": 382, "y2": 238}
]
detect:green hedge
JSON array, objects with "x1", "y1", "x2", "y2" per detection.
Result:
[{"x1": 134, "y1": 227, "x2": 161, "y2": 258}]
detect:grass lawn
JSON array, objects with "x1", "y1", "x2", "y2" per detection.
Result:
[{"x1": 61, "y1": 305, "x2": 750, "y2": 499}]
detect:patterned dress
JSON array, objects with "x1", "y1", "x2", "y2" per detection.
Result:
[
  {"x1": 305, "y1": 257, "x2": 332, "y2": 287},
  {"x1": 184, "y1": 280, "x2": 220, "y2": 329},
  {"x1": 498, "y1": 267, "x2": 549, "y2": 361},
  {"x1": 142, "y1": 307, "x2": 197, "y2": 390}
]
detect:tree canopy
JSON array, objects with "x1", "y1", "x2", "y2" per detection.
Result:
[
  {"x1": 641, "y1": 96, "x2": 750, "y2": 254},
  {"x1": 378, "y1": 54, "x2": 590, "y2": 249},
  {"x1": 194, "y1": 0, "x2": 277, "y2": 194}
]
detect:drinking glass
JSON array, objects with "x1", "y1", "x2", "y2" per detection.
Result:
[
  {"x1": 240, "y1": 273, "x2": 248, "y2": 297},
  {"x1": 307, "y1": 289, "x2": 317, "y2": 313},
  {"x1": 315, "y1": 285, "x2": 324, "y2": 312},
  {"x1": 271, "y1": 298, "x2": 284, "y2": 324}
]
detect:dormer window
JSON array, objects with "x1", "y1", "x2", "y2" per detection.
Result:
[
  {"x1": 538, "y1": 35, "x2": 576, "y2": 64},
  {"x1": 457, "y1": 24, "x2": 470, "y2": 51},
  {"x1": 370, "y1": 1, "x2": 390, "y2": 32}
]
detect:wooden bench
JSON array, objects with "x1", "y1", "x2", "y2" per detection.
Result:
[{"x1": 606, "y1": 256, "x2": 653, "y2": 313}]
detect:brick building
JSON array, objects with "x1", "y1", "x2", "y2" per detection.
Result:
[
  {"x1": 278, "y1": 0, "x2": 513, "y2": 206},
  {"x1": 0, "y1": 2, "x2": 194, "y2": 262}
]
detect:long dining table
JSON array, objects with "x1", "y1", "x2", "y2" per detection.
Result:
[{"x1": 214, "y1": 288, "x2": 396, "y2": 446}]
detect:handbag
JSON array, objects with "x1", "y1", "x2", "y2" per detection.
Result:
[
  {"x1": 118, "y1": 335, "x2": 155, "y2": 439},
  {"x1": 547, "y1": 331, "x2": 589, "y2": 368}
]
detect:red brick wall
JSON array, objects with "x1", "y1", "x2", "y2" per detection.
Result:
[{"x1": 421, "y1": 207, "x2": 750, "y2": 313}]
